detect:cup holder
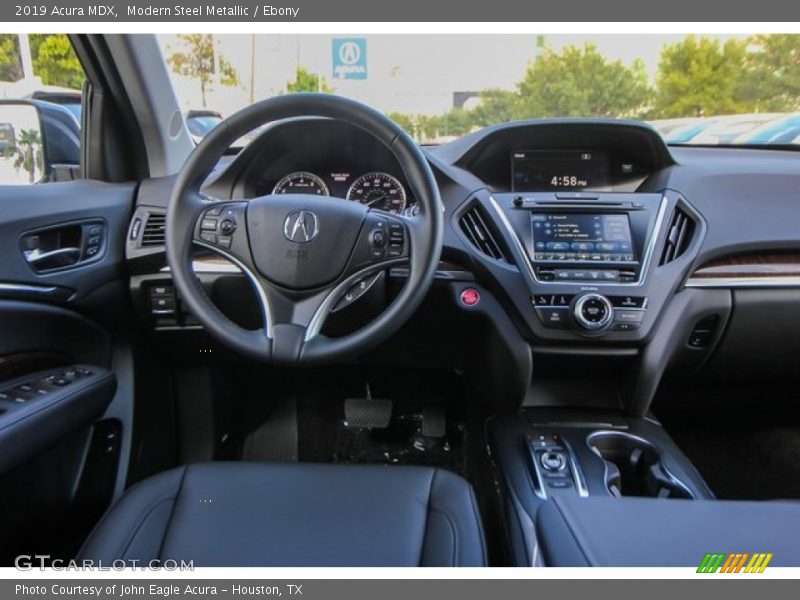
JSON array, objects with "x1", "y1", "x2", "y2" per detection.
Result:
[{"x1": 587, "y1": 431, "x2": 694, "y2": 499}]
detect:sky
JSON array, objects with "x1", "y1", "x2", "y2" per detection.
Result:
[{"x1": 157, "y1": 34, "x2": 748, "y2": 117}]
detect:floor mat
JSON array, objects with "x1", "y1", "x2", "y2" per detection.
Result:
[
  {"x1": 662, "y1": 421, "x2": 800, "y2": 500},
  {"x1": 656, "y1": 386, "x2": 800, "y2": 500},
  {"x1": 240, "y1": 395, "x2": 299, "y2": 462}
]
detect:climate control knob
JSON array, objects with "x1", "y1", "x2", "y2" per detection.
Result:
[{"x1": 573, "y1": 293, "x2": 613, "y2": 332}]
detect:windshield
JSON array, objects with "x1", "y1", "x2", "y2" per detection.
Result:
[{"x1": 156, "y1": 34, "x2": 800, "y2": 147}]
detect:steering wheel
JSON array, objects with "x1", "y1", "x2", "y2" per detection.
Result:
[{"x1": 166, "y1": 94, "x2": 443, "y2": 364}]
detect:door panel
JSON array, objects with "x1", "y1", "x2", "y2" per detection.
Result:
[{"x1": 0, "y1": 179, "x2": 135, "y2": 562}]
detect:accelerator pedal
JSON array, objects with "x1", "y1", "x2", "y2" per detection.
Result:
[
  {"x1": 344, "y1": 383, "x2": 392, "y2": 429},
  {"x1": 421, "y1": 404, "x2": 446, "y2": 438}
]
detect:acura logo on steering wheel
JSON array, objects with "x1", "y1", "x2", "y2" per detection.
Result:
[{"x1": 283, "y1": 210, "x2": 319, "y2": 243}]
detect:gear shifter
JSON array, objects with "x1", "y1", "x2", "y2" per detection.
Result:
[{"x1": 540, "y1": 450, "x2": 567, "y2": 472}]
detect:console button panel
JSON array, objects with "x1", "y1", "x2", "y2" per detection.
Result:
[
  {"x1": 536, "y1": 267, "x2": 637, "y2": 283},
  {"x1": 526, "y1": 432, "x2": 588, "y2": 499},
  {"x1": 533, "y1": 294, "x2": 647, "y2": 334}
]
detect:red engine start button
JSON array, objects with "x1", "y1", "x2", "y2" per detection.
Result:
[{"x1": 460, "y1": 288, "x2": 480, "y2": 307}]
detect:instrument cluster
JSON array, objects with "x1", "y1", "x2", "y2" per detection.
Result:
[{"x1": 271, "y1": 170, "x2": 409, "y2": 214}]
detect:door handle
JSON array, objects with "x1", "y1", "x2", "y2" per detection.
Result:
[
  {"x1": 20, "y1": 220, "x2": 106, "y2": 273},
  {"x1": 24, "y1": 247, "x2": 81, "y2": 270}
]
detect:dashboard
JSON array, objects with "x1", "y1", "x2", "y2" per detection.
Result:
[{"x1": 123, "y1": 115, "x2": 800, "y2": 409}]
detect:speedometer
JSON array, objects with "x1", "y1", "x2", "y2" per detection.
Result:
[
  {"x1": 346, "y1": 172, "x2": 407, "y2": 213},
  {"x1": 272, "y1": 172, "x2": 330, "y2": 196}
]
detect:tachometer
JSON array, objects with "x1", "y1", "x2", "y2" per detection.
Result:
[
  {"x1": 272, "y1": 171, "x2": 330, "y2": 196},
  {"x1": 346, "y1": 172, "x2": 407, "y2": 213}
]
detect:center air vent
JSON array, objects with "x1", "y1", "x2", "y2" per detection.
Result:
[
  {"x1": 141, "y1": 212, "x2": 166, "y2": 247},
  {"x1": 459, "y1": 203, "x2": 510, "y2": 262},
  {"x1": 660, "y1": 206, "x2": 694, "y2": 265}
]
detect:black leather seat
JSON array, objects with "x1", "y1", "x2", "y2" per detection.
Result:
[
  {"x1": 536, "y1": 495, "x2": 800, "y2": 567},
  {"x1": 79, "y1": 462, "x2": 487, "y2": 566}
]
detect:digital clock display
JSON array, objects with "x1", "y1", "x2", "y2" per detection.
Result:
[{"x1": 512, "y1": 149, "x2": 611, "y2": 192}]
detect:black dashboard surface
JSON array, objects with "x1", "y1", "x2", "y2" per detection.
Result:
[
  {"x1": 129, "y1": 117, "x2": 800, "y2": 286},
  {"x1": 125, "y1": 117, "x2": 800, "y2": 413}
]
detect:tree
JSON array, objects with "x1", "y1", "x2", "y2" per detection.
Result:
[
  {"x1": 167, "y1": 34, "x2": 240, "y2": 107},
  {"x1": 29, "y1": 34, "x2": 84, "y2": 89},
  {"x1": 0, "y1": 35, "x2": 22, "y2": 82},
  {"x1": 653, "y1": 36, "x2": 750, "y2": 118},
  {"x1": 286, "y1": 67, "x2": 332, "y2": 93},
  {"x1": 5, "y1": 128, "x2": 44, "y2": 183},
  {"x1": 739, "y1": 34, "x2": 800, "y2": 112},
  {"x1": 516, "y1": 44, "x2": 651, "y2": 119},
  {"x1": 468, "y1": 89, "x2": 521, "y2": 127},
  {"x1": 387, "y1": 112, "x2": 415, "y2": 134}
]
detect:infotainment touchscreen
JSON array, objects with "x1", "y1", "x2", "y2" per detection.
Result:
[
  {"x1": 531, "y1": 213, "x2": 636, "y2": 263},
  {"x1": 512, "y1": 150, "x2": 610, "y2": 191}
]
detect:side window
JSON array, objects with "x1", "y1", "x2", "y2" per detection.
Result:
[{"x1": 0, "y1": 34, "x2": 84, "y2": 185}]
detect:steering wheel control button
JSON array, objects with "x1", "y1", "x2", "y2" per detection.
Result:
[
  {"x1": 219, "y1": 219, "x2": 236, "y2": 235},
  {"x1": 573, "y1": 294, "x2": 614, "y2": 332},
  {"x1": 460, "y1": 288, "x2": 480, "y2": 307},
  {"x1": 387, "y1": 223, "x2": 406, "y2": 257},
  {"x1": 370, "y1": 230, "x2": 386, "y2": 248},
  {"x1": 535, "y1": 307, "x2": 570, "y2": 329},
  {"x1": 198, "y1": 206, "x2": 241, "y2": 248},
  {"x1": 332, "y1": 272, "x2": 383, "y2": 313}
]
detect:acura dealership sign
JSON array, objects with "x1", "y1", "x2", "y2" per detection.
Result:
[{"x1": 333, "y1": 38, "x2": 367, "y2": 80}]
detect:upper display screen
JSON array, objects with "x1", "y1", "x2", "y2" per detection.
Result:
[{"x1": 512, "y1": 150, "x2": 611, "y2": 191}]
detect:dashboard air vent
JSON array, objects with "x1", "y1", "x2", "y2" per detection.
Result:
[
  {"x1": 141, "y1": 212, "x2": 166, "y2": 247},
  {"x1": 459, "y1": 203, "x2": 510, "y2": 262},
  {"x1": 659, "y1": 206, "x2": 694, "y2": 265}
]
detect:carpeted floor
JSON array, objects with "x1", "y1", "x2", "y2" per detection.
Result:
[{"x1": 655, "y1": 385, "x2": 800, "y2": 500}]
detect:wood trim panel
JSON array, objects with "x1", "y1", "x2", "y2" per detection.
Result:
[{"x1": 692, "y1": 253, "x2": 800, "y2": 279}]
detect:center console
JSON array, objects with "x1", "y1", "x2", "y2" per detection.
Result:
[
  {"x1": 487, "y1": 410, "x2": 714, "y2": 566},
  {"x1": 475, "y1": 189, "x2": 700, "y2": 344}
]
